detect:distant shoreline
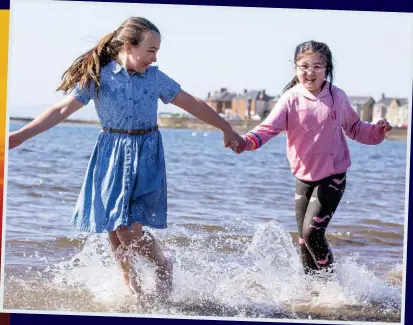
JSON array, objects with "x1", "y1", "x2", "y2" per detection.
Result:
[
  {"x1": 9, "y1": 117, "x2": 408, "y2": 141},
  {"x1": 10, "y1": 117, "x2": 101, "y2": 126}
]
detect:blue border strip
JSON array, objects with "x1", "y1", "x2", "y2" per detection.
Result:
[
  {"x1": 9, "y1": 314, "x2": 344, "y2": 324},
  {"x1": 0, "y1": 0, "x2": 10, "y2": 10},
  {"x1": 55, "y1": 0, "x2": 413, "y2": 12}
]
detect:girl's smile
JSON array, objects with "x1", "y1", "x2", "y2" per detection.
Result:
[{"x1": 295, "y1": 53, "x2": 327, "y2": 96}]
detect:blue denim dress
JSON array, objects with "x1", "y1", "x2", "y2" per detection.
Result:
[{"x1": 69, "y1": 60, "x2": 180, "y2": 233}]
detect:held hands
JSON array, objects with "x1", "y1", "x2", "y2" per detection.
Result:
[
  {"x1": 221, "y1": 124, "x2": 246, "y2": 154},
  {"x1": 223, "y1": 127, "x2": 245, "y2": 152},
  {"x1": 228, "y1": 139, "x2": 246, "y2": 154},
  {"x1": 376, "y1": 119, "x2": 392, "y2": 133}
]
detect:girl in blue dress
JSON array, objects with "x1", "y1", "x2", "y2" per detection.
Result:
[{"x1": 9, "y1": 17, "x2": 243, "y2": 298}]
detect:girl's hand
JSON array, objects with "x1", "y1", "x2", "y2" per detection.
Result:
[
  {"x1": 223, "y1": 128, "x2": 245, "y2": 149},
  {"x1": 9, "y1": 131, "x2": 25, "y2": 149},
  {"x1": 376, "y1": 119, "x2": 392, "y2": 133},
  {"x1": 229, "y1": 140, "x2": 245, "y2": 154}
]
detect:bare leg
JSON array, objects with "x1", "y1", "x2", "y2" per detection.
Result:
[
  {"x1": 116, "y1": 223, "x2": 173, "y2": 298},
  {"x1": 108, "y1": 231, "x2": 143, "y2": 294}
]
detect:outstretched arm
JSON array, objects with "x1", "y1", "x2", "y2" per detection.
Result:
[
  {"x1": 229, "y1": 93, "x2": 289, "y2": 154},
  {"x1": 9, "y1": 96, "x2": 84, "y2": 149},
  {"x1": 170, "y1": 89, "x2": 244, "y2": 147},
  {"x1": 341, "y1": 93, "x2": 391, "y2": 144}
]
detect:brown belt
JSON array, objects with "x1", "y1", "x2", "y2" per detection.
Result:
[{"x1": 101, "y1": 125, "x2": 158, "y2": 135}]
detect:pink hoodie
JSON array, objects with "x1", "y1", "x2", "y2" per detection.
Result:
[{"x1": 243, "y1": 82, "x2": 385, "y2": 181}]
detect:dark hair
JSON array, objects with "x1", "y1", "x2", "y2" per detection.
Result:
[
  {"x1": 57, "y1": 17, "x2": 160, "y2": 94},
  {"x1": 283, "y1": 40, "x2": 334, "y2": 103}
]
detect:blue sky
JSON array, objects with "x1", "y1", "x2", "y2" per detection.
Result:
[{"x1": 7, "y1": 0, "x2": 413, "y2": 121}]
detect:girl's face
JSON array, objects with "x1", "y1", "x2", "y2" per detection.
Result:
[
  {"x1": 124, "y1": 31, "x2": 160, "y2": 73},
  {"x1": 295, "y1": 52, "x2": 326, "y2": 96}
]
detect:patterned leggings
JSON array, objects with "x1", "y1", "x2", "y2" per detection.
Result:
[{"x1": 295, "y1": 172, "x2": 346, "y2": 274}]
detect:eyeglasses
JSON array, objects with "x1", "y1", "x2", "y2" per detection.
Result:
[{"x1": 296, "y1": 64, "x2": 326, "y2": 73}]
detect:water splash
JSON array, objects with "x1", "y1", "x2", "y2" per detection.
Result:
[{"x1": 47, "y1": 220, "x2": 401, "y2": 319}]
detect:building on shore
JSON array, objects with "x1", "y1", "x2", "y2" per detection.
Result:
[
  {"x1": 396, "y1": 104, "x2": 409, "y2": 127},
  {"x1": 372, "y1": 93, "x2": 409, "y2": 126},
  {"x1": 348, "y1": 96, "x2": 375, "y2": 122},
  {"x1": 206, "y1": 88, "x2": 278, "y2": 120},
  {"x1": 205, "y1": 88, "x2": 237, "y2": 116},
  {"x1": 232, "y1": 89, "x2": 279, "y2": 120}
]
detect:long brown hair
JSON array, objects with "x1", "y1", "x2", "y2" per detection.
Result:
[
  {"x1": 283, "y1": 40, "x2": 335, "y2": 103},
  {"x1": 57, "y1": 17, "x2": 160, "y2": 94}
]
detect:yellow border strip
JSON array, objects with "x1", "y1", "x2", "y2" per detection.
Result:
[
  {"x1": 0, "y1": 8, "x2": 10, "y2": 324},
  {"x1": 0, "y1": 9, "x2": 9, "y2": 256}
]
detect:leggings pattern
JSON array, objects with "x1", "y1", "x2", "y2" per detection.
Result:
[{"x1": 295, "y1": 172, "x2": 346, "y2": 274}]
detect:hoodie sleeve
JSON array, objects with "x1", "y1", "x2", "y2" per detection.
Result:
[
  {"x1": 243, "y1": 93, "x2": 289, "y2": 151},
  {"x1": 340, "y1": 91, "x2": 385, "y2": 145}
]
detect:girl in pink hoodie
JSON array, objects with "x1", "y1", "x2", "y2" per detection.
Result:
[{"x1": 230, "y1": 41, "x2": 392, "y2": 275}]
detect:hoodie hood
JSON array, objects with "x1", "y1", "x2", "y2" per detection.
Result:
[{"x1": 293, "y1": 81, "x2": 336, "y2": 101}]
